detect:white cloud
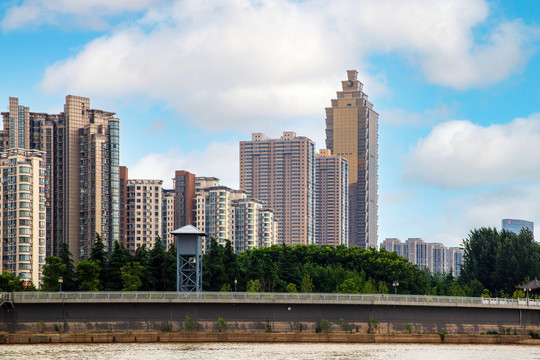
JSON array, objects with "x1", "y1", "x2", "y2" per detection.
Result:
[
  {"x1": 430, "y1": 183, "x2": 540, "y2": 246},
  {"x1": 1, "y1": 0, "x2": 162, "y2": 30},
  {"x1": 380, "y1": 103, "x2": 457, "y2": 127},
  {"x1": 404, "y1": 113, "x2": 540, "y2": 188},
  {"x1": 128, "y1": 142, "x2": 239, "y2": 189},
  {"x1": 36, "y1": 0, "x2": 538, "y2": 133}
]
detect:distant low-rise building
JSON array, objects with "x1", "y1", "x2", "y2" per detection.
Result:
[
  {"x1": 502, "y1": 218, "x2": 534, "y2": 235},
  {"x1": 380, "y1": 237, "x2": 463, "y2": 276}
]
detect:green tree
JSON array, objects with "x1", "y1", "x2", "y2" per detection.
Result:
[
  {"x1": 202, "y1": 238, "x2": 228, "y2": 290},
  {"x1": 59, "y1": 242, "x2": 76, "y2": 291},
  {"x1": 0, "y1": 271, "x2": 30, "y2": 292},
  {"x1": 149, "y1": 237, "x2": 166, "y2": 290},
  {"x1": 103, "y1": 241, "x2": 132, "y2": 290},
  {"x1": 460, "y1": 227, "x2": 540, "y2": 294},
  {"x1": 77, "y1": 260, "x2": 100, "y2": 291},
  {"x1": 246, "y1": 279, "x2": 261, "y2": 292},
  {"x1": 121, "y1": 262, "x2": 144, "y2": 291},
  {"x1": 300, "y1": 272, "x2": 314, "y2": 292},
  {"x1": 41, "y1": 257, "x2": 66, "y2": 291},
  {"x1": 90, "y1": 232, "x2": 108, "y2": 287},
  {"x1": 134, "y1": 244, "x2": 153, "y2": 290}
]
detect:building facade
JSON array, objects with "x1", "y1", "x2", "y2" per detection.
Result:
[
  {"x1": 0, "y1": 149, "x2": 47, "y2": 286},
  {"x1": 315, "y1": 149, "x2": 349, "y2": 246},
  {"x1": 125, "y1": 179, "x2": 163, "y2": 251},
  {"x1": 325, "y1": 70, "x2": 379, "y2": 248},
  {"x1": 173, "y1": 170, "x2": 195, "y2": 229},
  {"x1": 194, "y1": 177, "x2": 277, "y2": 253},
  {"x1": 161, "y1": 189, "x2": 175, "y2": 250},
  {"x1": 239, "y1": 132, "x2": 315, "y2": 246},
  {"x1": 380, "y1": 237, "x2": 464, "y2": 276},
  {"x1": 502, "y1": 218, "x2": 534, "y2": 235},
  {"x1": 1, "y1": 96, "x2": 120, "y2": 261}
]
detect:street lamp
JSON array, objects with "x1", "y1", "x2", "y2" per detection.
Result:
[
  {"x1": 392, "y1": 280, "x2": 399, "y2": 295},
  {"x1": 58, "y1": 276, "x2": 63, "y2": 292},
  {"x1": 234, "y1": 278, "x2": 237, "y2": 292},
  {"x1": 527, "y1": 288, "x2": 531, "y2": 306}
]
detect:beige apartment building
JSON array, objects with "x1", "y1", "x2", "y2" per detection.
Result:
[
  {"x1": 315, "y1": 149, "x2": 349, "y2": 246},
  {"x1": 1, "y1": 96, "x2": 120, "y2": 261},
  {"x1": 325, "y1": 70, "x2": 379, "y2": 248},
  {"x1": 239, "y1": 132, "x2": 315, "y2": 246},
  {"x1": 125, "y1": 179, "x2": 163, "y2": 251},
  {"x1": 380, "y1": 238, "x2": 464, "y2": 276},
  {"x1": 0, "y1": 149, "x2": 47, "y2": 286},
  {"x1": 161, "y1": 189, "x2": 175, "y2": 250},
  {"x1": 194, "y1": 177, "x2": 277, "y2": 253}
]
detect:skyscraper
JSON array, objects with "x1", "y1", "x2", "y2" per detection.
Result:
[
  {"x1": 1, "y1": 96, "x2": 120, "y2": 261},
  {"x1": 0, "y1": 149, "x2": 47, "y2": 286},
  {"x1": 240, "y1": 132, "x2": 315, "y2": 245},
  {"x1": 315, "y1": 149, "x2": 349, "y2": 246},
  {"x1": 325, "y1": 70, "x2": 379, "y2": 248}
]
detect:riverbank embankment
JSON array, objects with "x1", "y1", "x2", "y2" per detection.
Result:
[{"x1": 1, "y1": 332, "x2": 539, "y2": 345}]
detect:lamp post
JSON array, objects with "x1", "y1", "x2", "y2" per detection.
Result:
[
  {"x1": 234, "y1": 278, "x2": 237, "y2": 292},
  {"x1": 527, "y1": 288, "x2": 531, "y2": 306},
  {"x1": 58, "y1": 276, "x2": 63, "y2": 292},
  {"x1": 392, "y1": 280, "x2": 399, "y2": 295}
]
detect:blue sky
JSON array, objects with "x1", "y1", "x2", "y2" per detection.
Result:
[{"x1": 1, "y1": 0, "x2": 540, "y2": 247}]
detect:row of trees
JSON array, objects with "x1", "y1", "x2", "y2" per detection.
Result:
[
  {"x1": 38, "y1": 234, "x2": 178, "y2": 292},
  {"x1": 0, "y1": 227, "x2": 536, "y2": 297}
]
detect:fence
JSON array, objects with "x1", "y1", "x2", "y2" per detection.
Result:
[{"x1": 1, "y1": 291, "x2": 539, "y2": 308}]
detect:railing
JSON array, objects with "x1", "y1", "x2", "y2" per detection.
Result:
[{"x1": 0, "y1": 291, "x2": 539, "y2": 307}]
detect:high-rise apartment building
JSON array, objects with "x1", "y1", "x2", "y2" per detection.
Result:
[
  {"x1": 315, "y1": 149, "x2": 349, "y2": 246},
  {"x1": 380, "y1": 237, "x2": 464, "y2": 276},
  {"x1": 173, "y1": 170, "x2": 195, "y2": 229},
  {"x1": 325, "y1": 70, "x2": 378, "y2": 248},
  {"x1": 119, "y1": 166, "x2": 129, "y2": 248},
  {"x1": 239, "y1": 132, "x2": 315, "y2": 245},
  {"x1": 125, "y1": 179, "x2": 162, "y2": 251},
  {"x1": 0, "y1": 149, "x2": 47, "y2": 286},
  {"x1": 502, "y1": 218, "x2": 534, "y2": 234},
  {"x1": 1, "y1": 96, "x2": 120, "y2": 261},
  {"x1": 194, "y1": 177, "x2": 277, "y2": 253},
  {"x1": 162, "y1": 189, "x2": 175, "y2": 249}
]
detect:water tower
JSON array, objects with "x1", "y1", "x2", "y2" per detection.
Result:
[{"x1": 171, "y1": 225, "x2": 206, "y2": 292}]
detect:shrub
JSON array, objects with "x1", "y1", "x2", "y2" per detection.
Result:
[
  {"x1": 315, "y1": 319, "x2": 330, "y2": 333},
  {"x1": 183, "y1": 316, "x2": 197, "y2": 331},
  {"x1": 216, "y1": 317, "x2": 228, "y2": 332}
]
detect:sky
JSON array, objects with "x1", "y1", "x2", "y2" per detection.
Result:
[{"x1": 1, "y1": 0, "x2": 540, "y2": 248}]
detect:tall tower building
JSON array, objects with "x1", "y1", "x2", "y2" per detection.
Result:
[
  {"x1": 325, "y1": 70, "x2": 379, "y2": 248},
  {"x1": 315, "y1": 149, "x2": 349, "y2": 246},
  {"x1": 240, "y1": 132, "x2": 315, "y2": 245},
  {"x1": 173, "y1": 170, "x2": 196, "y2": 228},
  {"x1": 0, "y1": 149, "x2": 47, "y2": 286},
  {"x1": 1, "y1": 96, "x2": 120, "y2": 261}
]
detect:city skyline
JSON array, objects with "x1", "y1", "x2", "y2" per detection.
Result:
[{"x1": 1, "y1": 1, "x2": 540, "y2": 248}]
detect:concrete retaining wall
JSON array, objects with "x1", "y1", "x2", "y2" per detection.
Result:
[{"x1": 2, "y1": 301, "x2": 540, "y2": 335}]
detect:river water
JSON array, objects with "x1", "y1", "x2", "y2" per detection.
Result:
[{"x1": 1, "y1": 343, "x2": 539, "y2": 360}]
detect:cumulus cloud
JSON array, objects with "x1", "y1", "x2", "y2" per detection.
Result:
[
  {"x1": 1, "y1": 0, "x2": 162, "y2": 30},
  {"x1": 35, "y1": 0, "x2": 538, "y2": 132},
  {"x1": 380, "y1": 103, "x2": 457, "y2": 127},
  {"x1": 128, "y1": 142, "x2": 239, "y2": 189},
  {"x1": 404, "y1": 114, "x2": 540, "y2": 188}
]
